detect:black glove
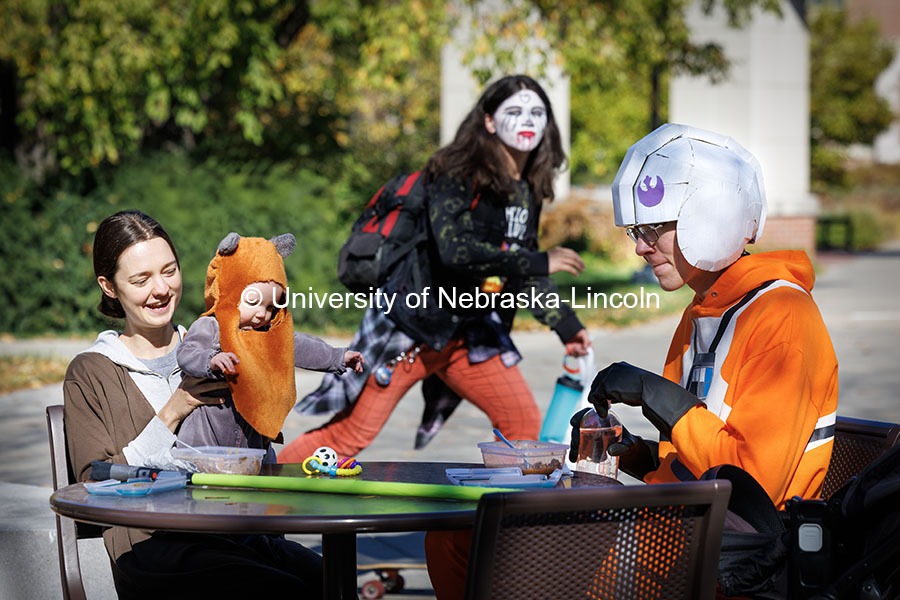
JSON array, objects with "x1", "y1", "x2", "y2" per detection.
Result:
[
  {"x1": 607, "y1": 426, "x2": 660, "y2": 480},
  {"x1": 568, "y1": 407, "x2": 593, "y2": 463},
  {"x1": 588, "y1": 361, "x2": 701, "y2": 439}
]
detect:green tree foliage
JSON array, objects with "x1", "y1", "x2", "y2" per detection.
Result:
[
  {"x1": 569, "y1": 81, "x2": 654, "y2": 182},
  {"x1": 325, "y1": 0, "x2": 450, "y2": 188},
  {"x1": 810, "y1": 6, "x2": 895, "y2": 186},
  {"x1": 1, "y1": 0, "x2": 783, "y2": 187},
  {"x1": 0, "y1": 0, "x2": 449, "y2": 189},
  {"x1": 0, "y1": 153, "x2": 363, "y2": 334}
]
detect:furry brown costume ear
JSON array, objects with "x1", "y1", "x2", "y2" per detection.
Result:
[
  {"x1": 204, "y1": 232, "x2": 240, "y2": 312},
  {"x1": 218, "y1": 232, "x2": 241, "y2": 255},
  {"x1": 270, "y1": 234, "x2": 295, "y2": 258}
]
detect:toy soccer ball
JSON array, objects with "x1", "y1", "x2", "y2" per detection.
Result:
[{"x1": 313, "y1": 446, "x2": 338, "y2": 468}]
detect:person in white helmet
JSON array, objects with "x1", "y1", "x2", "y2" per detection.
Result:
[
  {"x1": 425, "y1": 124, "x2": 839, "y2": 599},
  {"x1": 573, "y1": 123, "x2": 838, "y2": 510}
]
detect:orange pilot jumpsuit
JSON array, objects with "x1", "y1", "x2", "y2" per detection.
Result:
[
  {"x1": 425, "y1": 251, "x2": 839, "y2": 598},
  {"x1": 648, "y1": 251, "x2": 839, "y2": 510}
]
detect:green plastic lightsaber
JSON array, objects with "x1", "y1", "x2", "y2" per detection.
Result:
[{"x1": 190, "y1": 473, "x2": 520, "y2": 501}]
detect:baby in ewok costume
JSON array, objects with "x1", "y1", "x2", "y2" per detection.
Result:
[{"x1": 176, "y1": 232, "x2": 363, "y2": 462}]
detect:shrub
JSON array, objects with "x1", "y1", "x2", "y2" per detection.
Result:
[
  {"x1": 816, "y1": 208, "x2": 887, "y2": 251},
  {"x1": 1, "y1": 162, "x2": 100, "y2": 333},
  {"x1": 811, "y1": 145, "x2": 849, "y2": 190},
  {"x1": 539, "y1": 193, "x2": 641, "y2": 267},
  {"x1": 0, "y1": 154, "x2": 364, "y2": 335}
]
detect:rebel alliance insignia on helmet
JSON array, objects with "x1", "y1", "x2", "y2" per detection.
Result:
[
  {"x1": 637, "y1": 175, "x2": 665, "y2": 208},
  {"x1": 612, "y1": 123, "x2": 767, "y2": 272}
]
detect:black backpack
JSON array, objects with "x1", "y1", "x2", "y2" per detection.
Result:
[
  {"x1": 337, "y1": 171, "x2": 428, "y2": 293},
  {"x1": 795, "y1": 442, "x2": 900, "y2": 599},
  {"x1": 707, "y1": 444, "x2": 900, "y2": 600}
]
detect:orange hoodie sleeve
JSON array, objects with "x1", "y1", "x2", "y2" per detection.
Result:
[{"x1": 647, "y1": 286, "x2": 838, "y2": 508}]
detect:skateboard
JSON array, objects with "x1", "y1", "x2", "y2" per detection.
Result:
[{"x1": 356, "y1": 531, "x2": 428, "y2": 599}]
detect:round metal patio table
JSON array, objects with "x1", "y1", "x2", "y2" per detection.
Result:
[{"x1": 50, "y1": 461, "x2": 619, "y2": 599}]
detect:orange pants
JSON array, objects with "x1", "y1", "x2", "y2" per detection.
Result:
[
  {"x1": 279, "y1": 338, "x2": 540, "y2": 462},
  {"x1": 425, "y1": 529, "x2": 472, "y2": 599}
]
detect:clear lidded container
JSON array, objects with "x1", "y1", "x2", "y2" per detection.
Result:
[{"x1": 574, "y1": 408, "x2": 623, "y2": 479}]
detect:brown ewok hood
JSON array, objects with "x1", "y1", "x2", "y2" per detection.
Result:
[{"x1": 202, "y1": 232, "x2": 297, "y2": 440}]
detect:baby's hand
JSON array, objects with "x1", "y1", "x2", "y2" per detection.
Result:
[
  {"x1": 210, "y1": 351, "x2": 240, "y2": 374},
  {"x1": 343, "y1": 350, "x2": 365, "y2": 374}
]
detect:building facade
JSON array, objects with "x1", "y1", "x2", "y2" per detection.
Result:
[{"x1": 670, "y1": 0, "x2": 818, "y2": 253}]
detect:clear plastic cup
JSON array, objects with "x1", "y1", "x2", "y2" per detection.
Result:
[{"x1": 574, "y1": 409, "x2": 623, "y2": 479}]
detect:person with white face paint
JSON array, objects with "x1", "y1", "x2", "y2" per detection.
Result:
[
  {"x1": 280, "y1": 74, "x2": 591, "y2": 468},
  {"x1": 491, "y1": 88, "x2": 548, "y2": 152},
  {"x1": 402, "y1": 74, "x2": 588, "y2": 597}
]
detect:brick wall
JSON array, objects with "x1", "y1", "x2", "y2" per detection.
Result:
[
  {"x1": 755, "y1": 215, "x2": 817, "y2": 257},
  {"x1": 847, "y1": 0, "x2": 900, "y2": 39}
]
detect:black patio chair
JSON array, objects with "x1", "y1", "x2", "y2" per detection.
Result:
[
  {"x1": 465, "y1": 479, "x2": 732, "y2": 600},
  {"x1": 821, "y1": 415, "x2": 900, "y2": 500}
]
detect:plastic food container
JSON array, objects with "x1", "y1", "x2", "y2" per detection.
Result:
[
  {"x1": 171, "y1": 446, "x2": 266, "y2": 475},
  {"x1": 477, "y1": 440, "x2": 568, "y2": 475}
]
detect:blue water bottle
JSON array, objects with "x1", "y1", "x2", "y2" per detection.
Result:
[{"x1": 539, "y1": 357, "x2": 584, "y2": 443}]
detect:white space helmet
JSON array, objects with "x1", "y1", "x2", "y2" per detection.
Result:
[{"x1": 611, "y1": 123, "x2": 766, "y2": 271}]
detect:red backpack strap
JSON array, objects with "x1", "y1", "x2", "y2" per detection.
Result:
[
  {"x1": 469, "y1": 177, "x2": 481, "y2": 211},
  {"x1": 360, "y1": 216, "x2": 380, "y2": 233},
  {"x1": 396, "y1": 171, "x2": 422, "y2": 197},
  {"x1": 380, "y1": 210, "x2": 402, "y2": 236},
  {"x1": 365, "y1": 184, "x2": 386, "y2": 210}
]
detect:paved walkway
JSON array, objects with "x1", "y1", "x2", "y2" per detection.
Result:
[{"x1": 1, "y1": 248, "x2": 898, "y2": 597}]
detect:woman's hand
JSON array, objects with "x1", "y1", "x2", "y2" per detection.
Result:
[
  {"x1": 565, "y1": 328, "x2": 592, "y2": 357},
  {"x1": 547, "y1": 247, "x2": 585, "y2": 276},
  {"x1": 157, "y1": 376, "x2": 228, "y2": 432}
]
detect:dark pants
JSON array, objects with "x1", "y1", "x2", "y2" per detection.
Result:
[{"x1": 114, "y1": 532, "x2": 323, "y2": 599}]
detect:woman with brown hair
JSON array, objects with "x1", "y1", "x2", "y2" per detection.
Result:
[{"x1": 63, "y1": 210, "x2": 324, "y2": 598}]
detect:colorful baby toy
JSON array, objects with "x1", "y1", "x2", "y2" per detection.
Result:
[{"x1": 302, "y1": 446, "x2": 362, "y2": 476}]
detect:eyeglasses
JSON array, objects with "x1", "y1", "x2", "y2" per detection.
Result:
[{"x1": 624, "y1": 222, "x2": 673, "y2": 246}]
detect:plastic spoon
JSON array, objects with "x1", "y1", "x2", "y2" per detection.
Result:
[
  {"x1": 492, "y1": 428, "x2": 533, "y2": 471},
  {"x1": 175, "y1": 439, "x2": 202, "y2": 453}
]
